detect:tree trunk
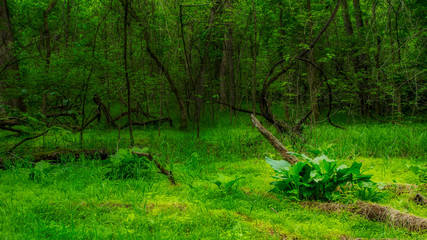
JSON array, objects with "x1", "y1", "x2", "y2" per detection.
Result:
[
  {"x1": 251, "y1": 0, "x2": 257, "y2": 115},
  {"x1": 41, "y1": 0, "x2": 58, "y2": 115},
  {"x1": 194, "y1": 1, "x2": 220, "y2": 138},
  {"x1": 307, "y1": 0, "x2": 319, "y2": 123},
  {"x1": 0, "y1": 0, "x2": 26, "y2": 111},
  {"x1": 146, "y1": 47, "x2": 188, "y2": 130},
  {"x1": 123, "y1": 0, "x2": 134, "y2": 146}
]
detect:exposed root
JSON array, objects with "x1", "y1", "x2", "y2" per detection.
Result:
[{"x1": 301, "y1": 201, "x2": 427, "y2": 232}]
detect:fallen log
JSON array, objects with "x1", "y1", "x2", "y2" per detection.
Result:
[
  {"x1": 122, "y1": 118, "x2": 173, "y2": 128},
  {"x1": 216, "y1": 101, "x2": 263, "y2": 116},
  {"x1": 0, "y1": 125, "x2": 26, "y2": 134},
  {"x1": 0, "y1": 117, "x2": 27, "y2": 134},
  {"x1": 250, "y1": 114, "x2": 299, "y2": 165},
  {"x1": 0, "y1": 117, "x2": 23, "y2": 127},
  {"x1": 1, "y1": 148, "x2": 111, "y2": 169},
  {"x1": 132, "y1": 151, "x2": 176, "y2": 185},
  {"x1": 112, "y1": 107, "x2": 155, "y2": 121},
  {"x1": 301, "y1": 201, "x2": 427, "y2": 232},
  {"x1": 31, "y1": 148, "x2": 111, "y2": 163}
]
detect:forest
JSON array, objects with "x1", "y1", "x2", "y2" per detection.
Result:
[{"x1": 0, "y1": 0, "x2": 426, "y2": 239}]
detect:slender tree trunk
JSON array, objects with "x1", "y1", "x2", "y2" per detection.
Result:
[
  {"x1": 194, "y1": 1, "x2": 220, "y2": 138},
  {"x1": 0, "y1": 0, "x2": 26, "y2": 111},
  {"x1": 352, "y1": 0, "x2": 369, "y2": 118},
  {"x1": 372, "y1": 1, "x2": 382, "y2": 115},
  {"x1": 341, "y1": 0, "x2": 354, "y2": 36},
  {"x1": 146, "y1": 47, "x2": 188, "y2": 130},
  {"x1": 219, "y1": 35, "x2": 228, "y2": 111},
  {"x1": 251, "y1": 0, "x2": 257, "y2": 115},
  {"x1": 123, "y1": 0, "x2": 134, "y2": 146},
  {"x1": 306, "y1": 0, "x2": 319, "y2": 123},
  {"x1": 41, "y1": 0, "x2": 58, "y2": 116},
  {"x1": 64, "y1": 0, "x2": 72, "y2": 49}
]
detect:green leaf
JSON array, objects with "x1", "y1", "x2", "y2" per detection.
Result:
[{"x1": 265, "y1": 157, "x2": 291, "y2": 172}]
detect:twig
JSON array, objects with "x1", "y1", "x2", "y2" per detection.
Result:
[
  {"x1": 132, "y1": 151, "x2": 176, "y2": 185},
  {"x1": 8, "y1": 130, "x2": 49, "y2": 152}
]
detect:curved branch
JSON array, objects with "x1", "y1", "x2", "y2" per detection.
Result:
[{"x1": 259, "y1": 0, "x2": 341, "y2": 132}]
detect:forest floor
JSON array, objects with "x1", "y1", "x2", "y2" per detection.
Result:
[{"x1": 0, "y1": 114, "x2": 426, "y2": 239}]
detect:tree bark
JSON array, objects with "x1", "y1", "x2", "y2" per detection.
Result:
[
  {"x1": 250, "y1": 114, "x2": 299, "y2": 165},
  {"x1": 123, "y1": 0, "x2": 134, "y2": 146},
  {"x1": 41, "y1": 0, "x2": 58, "y2": 115},
  {"x1": 0, "y1": 0, "x2": 26, "y2": 111},
  {"x1": 251, "y1": 0, "x2": 257, "y2": 115},
  {"x1": 194, "y1": 1, "x2": 221, "y2": 138},
  {"x1": 306, "y1": 0, "x2": 319, "y2": 123}
]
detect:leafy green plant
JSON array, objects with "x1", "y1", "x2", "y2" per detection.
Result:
[
  {"x1": 29, "y1": 161, "x2": 54, "y2": 183},
  {"x1": 407, "y1": 164, "x2": 427, "y2": 183},
  {"x1": 29, "y1": 161, "x2": 70, "y2": 184},
  {"x1": 213, "y1": 176, "x2": 245, "y2": 195},
  {"x1": 266, "y1": 154, "x2": 380, "y2": 201},
  {"x1": 106, "y1": 147, "x2": 150, "y2": 180}
]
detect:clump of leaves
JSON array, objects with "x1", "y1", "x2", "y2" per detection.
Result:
[
  {"x1": 29, "y1": 161, "x2": 54, "y2": 183},
  {"x1": 29, "y1": 161, "x2": 70, "y2": 184},
  {"x1": 266, "y1": 154, "x2": 381, "y2": 202},
  {"x1": 106, "y1": 147, "x2": 150, "y2": 180},
  {"x1": 407, "y1": 164, "x2": 427, "y2": 183},
  {"x1": 213, "y1": 176, "x2": 245, "y2": 195}
]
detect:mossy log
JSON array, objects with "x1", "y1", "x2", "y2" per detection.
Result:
[
  {"x1": 31, "y1": 148, "x2": 111, "y2": 163},
  {"x1": 301, "y1": 201, "x2": 427, "y2": 232}
]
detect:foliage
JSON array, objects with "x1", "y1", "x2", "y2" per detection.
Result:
[
  {"x1": 407, "y1": 164, "x2": 427, "y2": 183},
  {"x1": 29, "y1": 160, "x2": 71, "y2": 184},
  {"x1": 213, "y1": 176, "x2": 245, "y2": 195},
  {"x1": 105, "y1": 147, "x2": 150, "y2": 180},
  {"x1": 1, "y1": 121, "x2": 426, "y2": 239},
  {"x1": 265, "y1": 154, "x2": 380, "y2": 201}
]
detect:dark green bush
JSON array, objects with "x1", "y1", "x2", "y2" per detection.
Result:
[{"x1": 106, "y1": 148, "x2": 150, "y2": 180}]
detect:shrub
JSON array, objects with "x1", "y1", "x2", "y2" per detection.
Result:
[
  {"x1": 266, "y1": 154, "x2": 380, "y2": 202},
  {"x1": 407, "y1": 164, "x2": 427, "y2": 183},
  {"x1": 106, "y1": 148, "x2": 150, "y2": 180}
]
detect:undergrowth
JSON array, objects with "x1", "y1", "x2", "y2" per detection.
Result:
[{"x1": 1, "y1": 113, "x2": 426, "y2": 239}]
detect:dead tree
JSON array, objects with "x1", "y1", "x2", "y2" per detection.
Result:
[{"x1": 250, "y1": 114, "x2": 299, "y2": 165}]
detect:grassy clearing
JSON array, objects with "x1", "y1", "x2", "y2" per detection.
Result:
[{"x1": 1, "y1": 114, "x2": 426, "y2": 239}]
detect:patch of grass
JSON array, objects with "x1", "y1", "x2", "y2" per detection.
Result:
[{"x1": 1, "y1": 114, "x2": 426, "y2": 239}]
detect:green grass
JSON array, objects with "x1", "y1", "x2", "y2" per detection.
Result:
[{"x1": 1, "y1": 113, "x2": 426, "y2": 239}]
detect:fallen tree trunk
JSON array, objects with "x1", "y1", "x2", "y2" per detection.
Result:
[
  {"x1": 0, "y1": 117, "x2": 22, "y2": 126},
  {"x1": 250, "y1": 114, "x2": 299, "y2": 165},
  {"x1": 132, "y1": 151, "x2": 176, "y2": 185},
  {"x1": 1, "y1": 148, "x2": 111, "y2": 169},
  {"x1": 0, "y1": 125, "x2": 25, "y2": 134},
  {"x1": 217, "y1": 101, "x2": 263, "y2": 116},
  {"x1": 112, "y1": 107, "x2": 154, "y2": 122},
  {"x1": 122, "y1": 118, "x2": 173, "y2": 128},
  {"x1": 301, "y1": 201, "x2": 427, "y2": 232},
  {"x1": 0, "y1": 117, "x2": 27, "y2": 134},
  {"x1": 31, "y1": 148, "x2": 111, "y2": 163}
]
